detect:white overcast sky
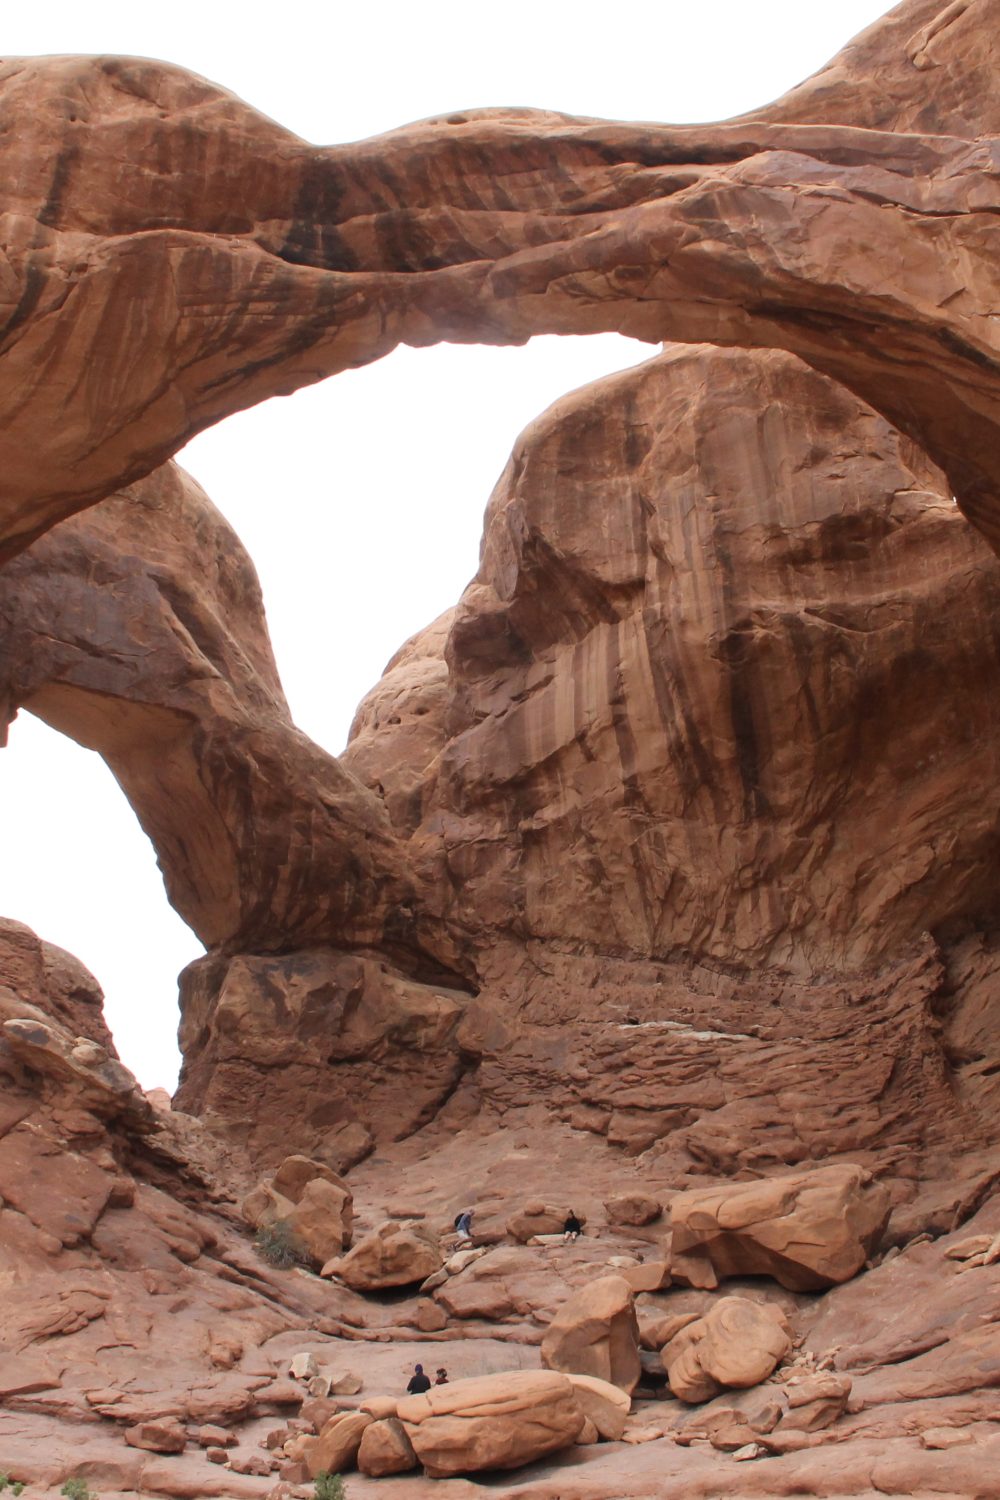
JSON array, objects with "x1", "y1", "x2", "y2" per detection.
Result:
[{"x1": 0, "y1": 1, "x2": 894, "y2": 1090}]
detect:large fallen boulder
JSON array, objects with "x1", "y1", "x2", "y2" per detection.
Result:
[
  {"x1": 397, "y1": 1370, "x2": 585, "y2": 1477},
  {"x1": 565, "y1": 1374, "x2": 631, "y2": 1440},
  {"x1": 298, "y1": 1410, "x2": 373, "y2": 1477},
  {"x1": 669, "y1": 1164, "x2": 890, "y2": 1292},
  {"x1": 322, "y1": 1220, "x2": 443, "y2": 1290},
  {"x1": 605, "y1": 1193, "x2": 662, "y2": 1227},
  {"x1": 506, "y1": 1202, "x2": 585, "y2": 1242},
  {"x1": 357, "y1": 1417, "x2": 419, "y2": 1476},
  {"x1": 540, "y1": 1274, "x2": 641, "y2": 1393},
  {"x1": 662, "y1": 1296, "x2": 791, "y2": 1404},
  {"x1": 242, "y1": 1155, "x2": 354, "y2": 1265}
]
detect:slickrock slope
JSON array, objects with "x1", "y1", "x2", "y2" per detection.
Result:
[{"x1": 5, "y1": 1, "x2": 1000, "y2": 1496}]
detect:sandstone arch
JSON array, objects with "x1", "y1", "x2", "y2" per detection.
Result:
[{"x1": 4, "y1": 2, "x2": 1000, "y2": 561}]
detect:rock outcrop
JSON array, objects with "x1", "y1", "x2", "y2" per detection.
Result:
[
  {"x1": 6, "y1": 4, "x2": 1000, "y2": 1497},
  {"x1": 669, "y1": 1164, "x2": 892, "y2": 1292},
  {"x1": 540, "y1": 1275, "x2": 641, "y2": 1394},
  {"x1": 663, "y1": 1297, "x2": 792, "y2": 1404},
  {"x1": 322, "y1": 1220, "x2": 443, "y2": 1290},
  {"x1": 5, "y1": 22, "x2": 1000, "y2": 559},
  {"x1": 396, "y1": 1370, "x2": 586, "y2": 1477}
]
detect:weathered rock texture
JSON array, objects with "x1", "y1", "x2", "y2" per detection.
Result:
[
  {"x1": 6, "y1": 4, "x2": 1000, "y2": 1496},
  {"x1": 6, "y1": 6, "x2": 1000, "y2": 560},
  {"x1": 669, "y1": 1164, "x2": 892, "y2": 1291}
]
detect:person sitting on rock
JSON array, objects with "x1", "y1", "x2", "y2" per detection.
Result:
[
  {"x1": 406, "y1": 1363, "x2": 431, "y2": 1394},
  {"x1": 434, "y1": 1368, "x2": 449, "y2": 1385},
  {"x1": 563, "y1": 1211, "x2": 583, "y2": 1242},
  {"x1": 454, "y1": 1208, "x2": 474, "y2": 1242}
]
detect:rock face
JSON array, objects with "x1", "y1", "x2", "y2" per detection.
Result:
[
  {"x1": 669, "y1": 1164, "x2": 892, "y2": 1292},
  {"x1": 540, "y1": 1275, "x2": 641, "y2": 1394},
  {"x1": 396, "y1": 1371, "x2": 585, "y2": 1477},
  {"x1": 8, "y1": 6, "x2": 1000, "y2": 1496}
]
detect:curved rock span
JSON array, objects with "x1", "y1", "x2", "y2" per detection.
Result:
[{"x1": 5, "y1": 5, "x2": 1000, "y2": 1497}]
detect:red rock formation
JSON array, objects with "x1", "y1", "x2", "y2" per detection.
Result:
[
  {"x1": 348, "y1": 345, "x2": 1000, "y2": 974},
  {"x1": 4, "y1": 6, "x2": 1000, "y2": 557},
  {"x1": 4, "y1": 6, "x2": 1000, "y2": 1493}
]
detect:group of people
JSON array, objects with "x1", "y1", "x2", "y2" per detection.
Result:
[
  {"x1": 406, "y1": 1363, "x2": 449, "y2": 1393},
  {"x1": 402, "y1": 1205, "x2": 587, "y2": 1394}
]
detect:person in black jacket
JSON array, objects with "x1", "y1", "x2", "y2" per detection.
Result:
[
  {"x1": 563, "y1": 1211, "x2": 583, "y2": 1242},
  {"x1": 406, "y1": 1363, "x2": 431, "y2": 1394}
]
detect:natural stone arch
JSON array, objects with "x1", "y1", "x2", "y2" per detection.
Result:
[{"x1": 4, "y1": 2, "x2": 1000, "y2": 560}]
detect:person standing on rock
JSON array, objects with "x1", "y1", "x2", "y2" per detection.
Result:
[
  {"x1": 454, "y1": 1208, "x2": 474, "y2": 1242},
  {"x1": 563, "y1": 1211, "x2": 583, "y2": 1242},
  {"x1": 407, "y1": 1363, "x2": 432, "y2": 1394}
]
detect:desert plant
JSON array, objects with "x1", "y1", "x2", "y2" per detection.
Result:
[
  {"x1": 253, "y1": 1218, "x2": 312, "y2": 1269},
  {"x1": 314, "y1": 1472, "x2": 345, "y2": 1500},
  {"x1": 0, "y1": 1473, "x2": 8, "y2": 1492},
  {"x1": 10, "y1": 1486, "x2": 22, "y2": 1497},
  {"x1": 61, "y1": 1479, "x2": 95, "y2": 1500}
]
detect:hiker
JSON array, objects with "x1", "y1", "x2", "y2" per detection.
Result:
[
  {"x1": 435, "y1": 1367, "x2": 449, "y2": 1385},
  {"x1": 563, "y1": 1210, "x2": 583, "y2": 1242},
  {"x1": 407, "y1": 1363, "x2": 431, "y2": 1394},
  {"x1": 454, "y1": 1208, "x2": 474, "y2": 1242}
]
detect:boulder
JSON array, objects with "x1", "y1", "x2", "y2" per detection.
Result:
[
  {"x1": 663, "y1": 1297, "x2": 791, "y2": 1404},
  {"x1": 777, "y1": 1372, "x2": 852, "y2": 1433},
  {"x1": 540, "y1": 1275, "x2": 641, "y2": 1394},
  {"x1": 285, "y1": 1178, "x2": 353, "y2": 1262},
  {"x1": 605, "y1": 1193, "x2": 662, "y2": 1227},
  {"x1": 298, "y1": 1396, "x2": 340, "y2": 1432},
  {"x1": 299, "y1": 1410, "x2": 373, "y2": 1478},
  {"x1": 506, "y1": 1203, "x2": 584, "y2": 1242},
  {"x1": 124, "y1": 1418, "x2": 187, "y2": 1453},
  {"x1": 272, "y1": 1155, "x2": 351, "y2": 1205},
  {"x1": 565, "y1": 1373, "x2": 631, "y2": 1440},
  {"x1": 621, "y1": 1259, "x2": 672, "y2": 1293},
  {"x1": 357, "y1": 1417, "x2": 420, "y2": 1476},
  {"x1": 669, "y1": 1164, "x2": 891, "y2": 1292},
  {"x1": 242, "y1": 1183, "x2": 296, "y2": 1232},
  {"x1": 397, "y1": 1370, "x2": 585, "y2": 1477},
  {"x1": 640, "y1": 1312, "x2": 700, "y2": 1352},
  {"x1": 322, "y1": 1221, "x2": 442, "y2": 1290}
]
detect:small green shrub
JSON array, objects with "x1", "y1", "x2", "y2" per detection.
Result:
[
  {"x1": 10, "y1": 1485, "x2": 23, "y2": 1497},
  {"x1": 314, "y1": 1472, "x2": 345, "y2": 1500},
  {"x1": 61, "y1": 1479, "x2": 95, "y2": 1500},
  {"x1": 253, "y1": 1218, "x2": 312, "y2": 1269},
  {"x1": 0, "y1": 1472, "x2": 9, "y2": 1492}
]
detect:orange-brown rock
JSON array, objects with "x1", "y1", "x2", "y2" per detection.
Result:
[
  {"x1": 564, "y1": 1374, "x2": 632, "y2": 1442},
  {"x1": 669, "y1": 1164, "x2": 892, "y2": 1293},
  {"x1": 506, "y1": 1204, "x2": 584, "y2": 1243},
  {"x1": 540, "y1": 1275, "x2": 641, "y2": 1394},
  {"x1": 356, "y1": 1416, "x2": 419, "y2": 1476},
  {"x1": 322, "y1": 1221, "x2": 442, "y2": 1291},
  {"x1": 242, "y1": 1159, "x2": 354, "y2": 1265},
  {"x1": 396, "y1": 1371, "x2": 585, "y2": 1478},
  {"x1": 6, "y1": 32, "x2": 1000, "y2": 564},
  {"x1": 9, "y1": 8, "x2": 1000, "y2": 1497},
  {"x1": 663, "y1": 1297, "x2": 792, "y2": 1404},
  {"x1": 605, "y1": 1194, "x2": 661, "y2": 1228},
  {"x1": 298, "y1": 1410, "x2": 372, "y2": 1478}
]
